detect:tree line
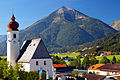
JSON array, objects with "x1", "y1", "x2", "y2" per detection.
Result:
[
  {"x1": 0, "y1": 59, "x2": 47, "y2": 80},
  {"x1": 69, "y1": 56, "x2": 119, "y2": 69}
]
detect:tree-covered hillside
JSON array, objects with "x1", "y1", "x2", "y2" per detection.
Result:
[{"x1": 83, "y1": 32, "x2": 120, "y2": 52}]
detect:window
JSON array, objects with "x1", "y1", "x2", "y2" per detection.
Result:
[
  {"x1": 36, "y1": 61, "x2": 38, "y2": 65},
  {"x1": 13, "y1": 34, "x2": 16, "y2": 38},
  {"x1": 44, "y1": 61, "x2": 46, "y2": 65}
]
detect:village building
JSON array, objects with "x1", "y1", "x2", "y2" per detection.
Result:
[
  {"x1": 104, "y1": 52, "x2": 112, "y2": 55},
  {"x1": 88, "y1": 63, "x2": 120, "y2": 79},
  {"x1": 83, "y1": 74, "x2": 106, "y2": 80},
  {"x1": 88, "y1": 64, "x2": 105, "y2": 75},
  {"x1": 64, "y1": 57, "x2": 73, "y2": 62},
  {"x1": 7, "y1": 14, "x2": 53, "y2": 77}
]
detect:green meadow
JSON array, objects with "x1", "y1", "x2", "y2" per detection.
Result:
[
  {"x1": 50, "y1": 52, "x2": 80, "y2": 58},
  {"x1": 96, "y1": 55, "x2": 120, "y2": 62},
  {"x1": 51, "y1": 52, "x2": 120, "y2": 65}
]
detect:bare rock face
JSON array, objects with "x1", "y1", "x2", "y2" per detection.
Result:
[
  {"x1": 110, "y1": 19, "x2": 120, "y2": 31},
  {"x1": 56, "y1": 6, "x2": 88, "y2": 21}
]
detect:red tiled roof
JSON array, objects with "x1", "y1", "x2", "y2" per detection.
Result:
[
  {"x1": 104, "y1": 52, "x2": 111, "y2": 55},
  {"x1": 88, "y1": 64, "x2": 105, "y2": 70},
  {"x1": 53, "y1": 64, "x2": 67, "y2": 68}
]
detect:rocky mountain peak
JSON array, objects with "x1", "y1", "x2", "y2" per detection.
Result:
[
  {"x1": 110, "y1": 19, "x2": 120, "y2": 31},
  {"x1": 56, "y1": 6, "x2": 87, "y2": 21},
  {"x1": 61, "y1": 6, "x2": 74, "y2": 11}
]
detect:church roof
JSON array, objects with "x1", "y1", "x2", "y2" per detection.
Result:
[{"x1": 17, "y1": 38, "x2": 51, "y2": 63}]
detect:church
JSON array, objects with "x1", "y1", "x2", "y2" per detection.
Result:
[{"x1": 7, "y1": 14, "x2": 53, "y2": 77}]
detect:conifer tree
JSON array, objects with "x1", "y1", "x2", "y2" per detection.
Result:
[{"x1": 112, "y1": 56, "x2": 116, "y2": 63}]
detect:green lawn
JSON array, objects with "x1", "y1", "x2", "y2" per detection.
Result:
[
  {"x1": 50, "y1": 52, "x2": 80, "y2": 58},
  {"x1": 51, "y1": 53, "x2": 120, "y2": 66},
  {"x1": 96, "y1": 55, "x2": 120, "y2": 62}
]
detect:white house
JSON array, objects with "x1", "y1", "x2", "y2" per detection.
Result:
[
  {"x1": 88, "y1": 63, "x2": 120, "y2": 77},
  {"x1": 7, "y1": 14, "x2": 53, "y2": 77}
]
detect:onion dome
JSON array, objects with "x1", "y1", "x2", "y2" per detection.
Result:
[{"x1": 7, "y1": 14, "x2": 19, "y2": 31}]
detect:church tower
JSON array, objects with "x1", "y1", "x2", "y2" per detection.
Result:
[{"x1": 7, "y1": 14, "x2": 20, "y2": 66}]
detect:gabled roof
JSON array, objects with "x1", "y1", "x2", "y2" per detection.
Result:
[
  {"x1": 98, "y1": 63, "x2": 120, "y2": 72},
  {"x1": 88, "y1": 63, "x2": 120, "y2": 72},
  {"x1": 88, "y1": 64, "x2": 104, "y2": 70},
  {"x1": 17, "y1": 38, "x2": 51, "y2": 63},
  {"x1": 83, "y1": 74, "x2": 105, "y2": 80}
]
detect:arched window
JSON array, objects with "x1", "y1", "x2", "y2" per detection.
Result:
[
  {"x1": 44, "y1": 61, "x2": 46, "y2": 65},
  {"x1": 36, "y1": 61, "x2": 38, "y2": 65},
  {"x1": 13, "y1": 34, "x2": 16, "y2": 38}
]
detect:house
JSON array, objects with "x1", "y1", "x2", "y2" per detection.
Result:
[
  {"x1": 64, "y1": 57, "x2": 73, "y2": 62},
  {"x1": 89, "y1": 47, "x2": 94, "y2": 49},
  {"x1": 53, "y1": 64, "x2": 75, "y2": 79},
  {"x1": 104, "y1": 52, "x2": 112, "y2": 55},
  {"x1": 98, "y1": 63, "x2": 120, "y2": 75},
  {"x1": 82, "y1": 47, "x2": 88, "y2": 51},
  {"x1": 7, "y1": 14, "x2": 53, "y2": 78},
  {"x1": 88, "y1": 64, "x2": 105, "y2": 75},
  {"x1": 83, "y1": 74, "x2": 116, "y2": 80},
  {"x1": 53, "y1": 64, "x2": 75, "y2": 73},
  {"x1": 88, "y1": 63, "x2": 120, "y2": 79},
  {"x1": 57, "y1": 74, "x2": 66, "y2": 80},
  {"x1": 83, "y1": 74, "x2": 106, "y2": 80}
]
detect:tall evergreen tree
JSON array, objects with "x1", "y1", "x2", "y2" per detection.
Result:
[
  {"x1": 70, "y1": 56, "x2": 81, "y2": 69},
  {"x1": 112, "y1": 56, "x2": 116, "y2": 63},
  {"x1": 82, "y1": 56, "x2": 90, "y2": 69},
  {"x1": 90, "y1": 57, "x2": 99, "y2": 65}
]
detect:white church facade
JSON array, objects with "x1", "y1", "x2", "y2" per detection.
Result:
[{"x1": 7, "y1": 14, "x2": 53, "y2": 77}]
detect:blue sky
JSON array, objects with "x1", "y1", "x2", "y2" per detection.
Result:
[{"x1": 0, "y1": 0, "x2": 120, "y2": 35}]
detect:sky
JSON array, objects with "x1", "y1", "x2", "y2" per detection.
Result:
[{"x1": 0, "y1": 0, "x2": 120, "y2": 35}]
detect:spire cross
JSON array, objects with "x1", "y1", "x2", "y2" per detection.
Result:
[{"x1": 11, "y1": 11, "x2": 15, "y2": 21}]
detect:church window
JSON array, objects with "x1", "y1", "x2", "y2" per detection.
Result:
[
  {"x1": 13, "y1": 34, "x2": 16, "y2": 38},
  {"x1": 36, "y1": 61, "x2": 38, "y2": 65},
  {"x1": 33, "y1": 44, "x2": 35, "y2": 46},
  {"x1": 44, "y1": 61, "x2": 46, "y2": 65}
]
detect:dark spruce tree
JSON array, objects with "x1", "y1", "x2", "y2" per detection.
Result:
[{"x1": 112, "y1": 56, "x2": 116, "y2": 63}]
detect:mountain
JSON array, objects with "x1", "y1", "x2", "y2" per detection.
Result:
[
  {"x1": 110, "y1": 19, "x2": 120, "y2": 31},
  {"x1": 82, "y1": 32, "x2": 120, "y2": 52},
  {"x1": 0, "y1": 6, "x2": 118, "y2": 55},
  {"x1": 0, "y1": 35, "x2": 6, "y2": 43},
  {"x1": 20, "y1": 6, "x2": 117, "y2": 47}
]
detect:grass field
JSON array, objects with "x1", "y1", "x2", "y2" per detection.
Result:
[
  {"x1": 50, "y1": 52, "x2": 80, "y2": 58},
  {"x1": 66, "y1": 55, "x2": 120, "y2": 65},
  {"x1": 51, "y1": 53, "x2": 120, "y2": 65},
  {"x1": 96, "y1": 55, "x2": 120, "y2": 62}
]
